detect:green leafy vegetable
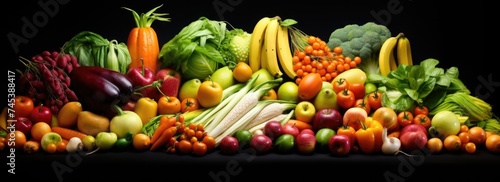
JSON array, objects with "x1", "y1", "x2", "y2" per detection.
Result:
[
  {"x1": 158, "y1": 17, "x2": 227, "y2": 81},
  {"x1": 219, "y1": 28, "x2": 251, "y2": 67},
  {"x1": 369, "y1": 58, "x2": 469, "y2": 112}
]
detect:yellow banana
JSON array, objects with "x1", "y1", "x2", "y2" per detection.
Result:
[
  {"x1": 260, "y1": 38, "x2": 268, "y2": 70},
  {"x1": 396, "y1": 33, "x2": 413, "y2": 66},
  {"x1": 276, "y1": 25, "x2": 297, "y2": 80},
  {"x1": 249, "y1": 17, "x2": 271, "y2": 72},
  {"x1": 389, "y1": 48, "x2": 397, "y2": 71},
  {"x1": 263, "y1": 17, "x2": 283, "y2": 78},
  {"x1": 378, "y1": 36, "x2": 398, "y2": 76}
]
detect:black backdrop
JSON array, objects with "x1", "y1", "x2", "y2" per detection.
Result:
[{"x1": 2, "y1": 0, "x2": 493, "y2": 181}]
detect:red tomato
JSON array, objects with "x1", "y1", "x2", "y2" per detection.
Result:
[
  {"x1": 367, "y1": 91, "x2": 382, "y2": 110},
  {"x1": 180, "y1": 98, "x2": 200, "y2": 113},
  {"x1": 397, "y1": 111, "x2": 414, "y2": 128},
  {"x1": 12, "y1": 95, "x2": 34, "y2": 118},
  {"x1": 333, "y1": 78, "x2": 349, "y2": 94},
  {"x1": 336, "y1": 89, "x2": 355, "y2": 109},
  {"x1": 157, "y1": 96, "x2": 181, "y2": 115},
  {"x1": 413, "y1": 114, "x2": 431, "y2": 129},
  {"x1": 413, "y1": 105, "x2": 428, "y2": 116},
  {"x1": 349, "y1": 83, "x2": 366, "y2": 100},
  {"x1": 354, "y1": 98, "x2": 370, "y2": 114}
]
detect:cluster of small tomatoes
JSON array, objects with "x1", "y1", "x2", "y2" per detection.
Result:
[{"x1": 292, "y1": 36, "x2": 361, "y2": 85}]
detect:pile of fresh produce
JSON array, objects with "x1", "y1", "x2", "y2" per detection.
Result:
[{"x1": 2, "y1": 4, "x2": 499, "y2": 157}]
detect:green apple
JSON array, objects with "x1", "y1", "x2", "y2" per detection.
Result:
[
  {"x1": 179, "y1": 78, "x2": 202, "y2": 101},
  {"x1": 41, "y1": 132, "x2": 63, "y2": 152},
  {"x1": 277, "y1": 81, "x2": 299, "y2": 102},
  {"x1": 322, "y1": 81, "x2": 333, "y2": 90},
  {"x1": 313, "y1": 88, "x2": 339, "y2": 111},
  {"x1": 82, "y1": 135, "x2": 96, "y2": 151},
  {"x1": 95, "y1": 132, "x2": 118, "y2": 151},
  {"x1": 295, "y1": 101, "x2": 316, "y2": 123},
  {"x1": 210, "y1": 66, "x2": 235, "y2": 90},
  {"x1": 315, "y1": 128, "x2": 335, "y2": 151},
  {"x1": 251, "y1": 68, "x2": 274, "y2": 88}
]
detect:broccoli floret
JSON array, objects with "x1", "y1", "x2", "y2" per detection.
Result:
[
  {"x1": 327, "y1": 22, "x2": 392, "y2": 76},
  {"x1": 219, "y1": 28, "x2": 252, "y2": 67}
]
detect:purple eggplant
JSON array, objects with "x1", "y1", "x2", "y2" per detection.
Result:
[{"x1": 69, "y1": 66, "x2": 133, "y2": 118}]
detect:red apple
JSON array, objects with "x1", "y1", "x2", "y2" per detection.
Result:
[
  {"x1": 15, "y1": 116, "x2": 32, "y2": 136},
  {"x1": 250, "y1": 134, "x2": 273, "y2": 154},
  {"x1": 282, "y1": 124, "x2": 300, "y2": 138},
  {"x1": 155, "y1": 67, "x2": 182, "y2": 99},
  {"x1": 328, "y1": 134, "x2": 351, "y2": 156},
  {"x1": 219, "y1": 136, "x2": 239, "y2": 155},
  {"x1": 29, "y1": 104, "x2": 52, "y2": 125},
  {"x1": 264, "y1": 120, "x2": 283, "y2": 140},
  {"x1": 312, "y1": 108, "x2": 343, "y2": 132},
  {"x1": 296, "y1": 132, "x2": 316, "y2": 154},
  {"x1": 300, "y1": 128, "x2": 315, "y2": 136}
]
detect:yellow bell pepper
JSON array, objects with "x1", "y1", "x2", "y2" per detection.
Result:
[
  {"x1": 134, "y1": 97, "x2": 158, "y2": 125},
  {"x1": 365, "y1": 117, "x2": 384, "y2": 153}
]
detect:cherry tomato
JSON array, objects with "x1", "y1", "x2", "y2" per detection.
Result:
[
  {"x1": 336, "y1": 89, "x2": 356, "y2": 109},
  {"x1": 464, "y1": 142, "x2": 476, "y2": 154},
  {"x1": 397, "y1": 111, "x2": 414, "y2": 128},
  {"x1": 349, "y1": 83, "x2": 366, "y2": 100},
  {"x1": 180, "y1": 98, "x2": 200, "y2": 113},
  {"x1": 354, "y1": 98, "x2": 370, "y2": 114},
  {"x1": 413, "y1": 105, "x2": 428, "y2": 116},
  {"x1": 426, "y1": 137, "x2": 443, "y2": 153},
  {"x1": 202, "y1": 135, "x2": 216, "y2": 152},
  {"x1": 367, "y1": 91, "x2": 382, "y2": 110},
  {"x1": 176, "y1": 139, "x2": 192, "y2": 154},
  {"x1": 413, "y1": 114, "x2": 431, "y2": 129},
  {"x1": 333, "y1": 78, "x2": 349, "y2": 94},
  {"x1": 192, "y1": 142, "x2": 208, "y2": 156}
]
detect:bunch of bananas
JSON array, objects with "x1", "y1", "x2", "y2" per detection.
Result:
[
  {"x1": 248, "y1": 16, "x2": 297, "y2": 80},
  {"x1": 378, "y1": 33, "x2": 413, "y2": 75}
]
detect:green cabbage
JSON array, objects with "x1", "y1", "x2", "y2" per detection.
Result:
[{"x1": 158, "y1": 17, "x2": 227, "y2": 81}]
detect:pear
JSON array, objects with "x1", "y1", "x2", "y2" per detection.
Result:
[
  {"x1": 210, "y1": 66, "x2": 235, "y2": 89},
  {"x1": 251, "y1": 68, "x2": 274, "y2": 88},
  {"x1": 179, "y1": 78, "x2": 202, "y2": 102},
  {"x1": 313, "y1": 88, "x2": 339, "y2": 111}
]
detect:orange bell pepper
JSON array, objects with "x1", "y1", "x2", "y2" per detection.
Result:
[
  {"x1": 365, "y1": 117, "x2": 383, "y2": 153},
  {"x1": 355, "y1": 117, "x2": 383, "y2": 154}
]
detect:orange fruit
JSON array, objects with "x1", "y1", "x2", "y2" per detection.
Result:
[
  {"x1": 57, "y1": 101, "x2": 82, "y2": 128},
  {"x1": 443, "y1": 135, "x2": 461, "y2": 152},
  {"x1": 12, "y1": 130, "x2": 27, "y2": 149},
  {"x1": 297, "y1": 73, "x2": 323, "y2": 101},
  {"x1": 485, "y1": 134, "x2": 500, "y2": 153},
  {"x1": 426, "y1": 137, "x2": 443, "y2": 153},
  {"x1": 468, "y1": 126, "x2": 486, "y2": 145},
  {"x1": 31, "y1": 122, "x2": 52, "y2": 141},
  {"x1": 133, "y1": 133, "x2": 151, "y2": 151},
  {"x1": 260, "y1": 88, "x2": 278, "y2": 100},
  {"x1": 233, "y1": 62, "x2": 253, "y2": 83}
]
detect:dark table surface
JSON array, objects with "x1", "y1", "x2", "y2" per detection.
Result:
[{"x1": 3, "y1": 146, "x2": 498, "y2": 182}]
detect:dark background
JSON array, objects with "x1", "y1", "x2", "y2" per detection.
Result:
[{"x1": 3, "y1": 0, "x2": 493, "y2": 181}]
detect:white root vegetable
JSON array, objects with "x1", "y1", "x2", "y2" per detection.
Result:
[
  {"x1": 381, "y1": 127, "x2": 415, "y2": 157},
  {"x1": 66, "y1": 137, "x2": 84, "y2": 153}
]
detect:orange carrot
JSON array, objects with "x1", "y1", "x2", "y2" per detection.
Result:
[
  {"x1": 150, "y1": 115, "x2": 176, "y2": 144},
  {"x1": 150, "y1": 126, "x2": 177, "y2": 151},
  {"x1": 51, "y1": 126, "x2": 88, "y2": 140}
]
